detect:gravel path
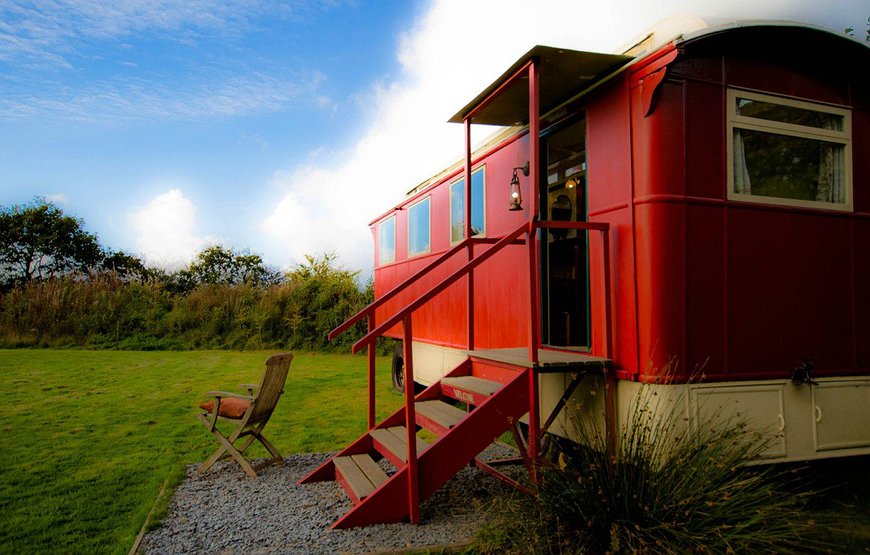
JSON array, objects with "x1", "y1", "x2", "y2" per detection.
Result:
[{"x1": 140, "y1": 446, "x2": 522, "y2": 554}]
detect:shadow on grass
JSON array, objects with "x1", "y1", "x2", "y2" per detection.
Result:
[{"x1": 792, "y1": 454, "x2": 870, "y2": 552}]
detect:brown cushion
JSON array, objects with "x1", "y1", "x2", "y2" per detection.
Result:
[{"x1": 199, "y1": 397, "x2": 249, "y2": 419}]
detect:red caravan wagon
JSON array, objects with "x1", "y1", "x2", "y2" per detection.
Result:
[{"x1": 301, "y1": 19, "x2": 870, "y2": 528}]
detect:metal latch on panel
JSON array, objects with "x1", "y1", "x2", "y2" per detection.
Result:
[{"x1": 791, "y1": 357, "x2": 818, "y2": 386}]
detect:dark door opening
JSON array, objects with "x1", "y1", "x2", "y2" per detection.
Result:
[{"x1": 540, "y1": 117, "x2": 589, "y2": 348}]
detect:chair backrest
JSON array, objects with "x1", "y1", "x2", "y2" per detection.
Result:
[{"x1": 248, "y1": 353, "x2": 293, "y2": 424}]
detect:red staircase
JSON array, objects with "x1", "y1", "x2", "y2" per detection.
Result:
[
  {"x1": 300, "y1": 214, "x2": 613, "y2": 528},
  {"x1": 298, "y1": 358, "x2": 530, "y2": 528}
]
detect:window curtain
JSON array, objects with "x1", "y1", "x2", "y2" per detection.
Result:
[
  {"x1": 733, "y1": 130, "x2": 752, "y2": 194},
  {"x1": 816, "y1": 120, "x2": 845, "y2": 204}
]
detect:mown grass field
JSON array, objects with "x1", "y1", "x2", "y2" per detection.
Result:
[
  {"x1": 2, "y1": 350, "x2": 869, "y2": 554},
  {"x1": 0, "y1": 349, "x2": 403, "y2": 554}
]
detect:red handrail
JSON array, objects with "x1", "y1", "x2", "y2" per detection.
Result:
[
  {"x1": 328, "y1": 237, "x2": 473, "y2": 341},
  {"x1": 330, "y1": 215, "x2": 611, "y2": 523},
  {"x1": 352, "y1": 220, "x2": 532, "y2": 353}
]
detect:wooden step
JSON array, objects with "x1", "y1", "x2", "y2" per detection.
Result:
[
  {"x1": 441, "y1": 376, "x2": 502, "y2": 405},
  {"x1": 415, "y1": 400, "x2": 467, "y2": 434},
  {"x1": 334, "y1": 454, "x2": 389, "y2": 504},
  {"x1": 329, "y1": 368, "x2": 532, "y2": 529},
  {"x1": 370, "y1": 426, "x2": 429, "y2": 467}
]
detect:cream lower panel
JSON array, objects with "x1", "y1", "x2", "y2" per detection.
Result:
[
  {"x1": 530, "y1": 376, "x2": 870, "y2": 462},
  {"x1": 689, "y1": 384, "x2": 787, "y2": 460},
  {"x1": 410, "y1": 342, "x2": 468, "y2": 386},
  {"x1": 541, "y1": 373, "x2": 608, "y2": 439},
  {"x1": 626, "y1": 378, "x2": 870, "y2": 463},
  {"x1": 812, "y1": 379, "x2": 870, "y2": 452},
  {"x1": 520, "y1": 374, "x2": 608, "y2": 442}
]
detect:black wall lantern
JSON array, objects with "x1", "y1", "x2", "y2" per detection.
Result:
[{"x1": 509, "y1": 161, "x2": 530, "y2": 211}]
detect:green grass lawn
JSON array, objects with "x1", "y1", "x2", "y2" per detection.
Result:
[
  {"x1": 0, "y1": 349, "x2": 403, "y2": 555},
  {"x1": 2, "y1": 350, "x2": 868, "y2": 554}
]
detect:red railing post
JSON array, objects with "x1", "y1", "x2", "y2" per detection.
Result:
[
  {"x1": 367, "y1": 313, "x2": 376, "y2": 430},
  {"x1": 527, "y1": 227, "x2": 541, "y2": 482},
  {"x1": 465, "y1": 117, "x2": 475, "y2": 350},
  {"x1": 526, "y1": 59, "x2": 541, "y2": 478},
  {"x1": 402, "y1": 315, "x2": 419, "y2": 524},
  {"x1": 600, "y1": 227, "x2": 617, "y2": 457},
  {"x1": 601, "y1": 227, "x2": 613, "y2": 360}
]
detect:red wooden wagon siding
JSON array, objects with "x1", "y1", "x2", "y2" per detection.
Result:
[
  {"x1": 373, "y1": 23, "x2": 870, "y2": 386},
  {"x1": 307, "y1": 21, "x2": 870, "y2": 529}
]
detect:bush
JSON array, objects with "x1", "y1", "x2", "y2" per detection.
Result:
[
  {"x1": 0, "y1": 252, "x2": 375, "y2": 352},
  {"x1": 479, "y1": 381, "x2": 829, "y2": 554}
]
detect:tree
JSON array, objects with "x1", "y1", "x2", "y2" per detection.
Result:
[
  {"x1": 182, "y1": 244, "x2": 282, "y2": 287},
  {"x1": 101, "y1": 249, "x2": 150, "y2": 281},
  {"x1": 0, "y1": 198, "x2": 103, "y2": 290},
  {"x1": 283, "y1": 252, "x2": 368, "y2": 350},
  {"x1": 844, "y1": 16, "x2": 870, "y2": 43}
]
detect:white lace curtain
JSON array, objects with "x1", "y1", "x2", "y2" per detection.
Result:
[
  {"x1": 816, "y1": 120, "x2": 845, "y2": 203},
  {"x1": 733, "y1": 128, "x2": 845, "y2": 203},
  {"x1": 733, "y1": 130, "x2": 752, "y2": 195}
]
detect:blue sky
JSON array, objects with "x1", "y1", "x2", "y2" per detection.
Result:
[{"x1": 1, "y1": 0, "x2": 867, "y2": 278}]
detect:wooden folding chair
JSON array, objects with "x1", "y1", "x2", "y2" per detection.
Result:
[{"x1": 197, "y1": 353, "x2": 293, "y2": 477}]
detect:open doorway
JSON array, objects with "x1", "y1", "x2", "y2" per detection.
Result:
[{"x1": 540, "y1": 117, "x2": 589, "y2": 348}]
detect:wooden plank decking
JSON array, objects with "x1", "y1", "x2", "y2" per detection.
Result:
[
  {"x1": 370, "y1": 427, "x2": 428, "y2": 463},
  {"x1": 334, "y1": 454, "x2": 388, "y2": 501},
  {"x1": 466, "y1": 347, "x2": 611, "y2": 372},
  {"x1": 415, "y1": 400, "x2": 467, "y2": 430}
]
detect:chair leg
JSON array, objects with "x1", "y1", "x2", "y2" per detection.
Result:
[
  {"x1": 197, "y1": 413, "x2": 229, "y2": 474},
  {"x1": 198, "y1": 414, "x2": 257, "y2": 477},
  {"x1": 255, "y1": 432, "x2": 284, "y2": 465},
  {"x1": 212, "y1": 429, "x2": 257, "y2": 477},
  {"x1": 234, "y1": 435, "x2": 257, "y2": 455},
  {"x1": 199, "y1": 444, "x2": 228, "y2": 475}
]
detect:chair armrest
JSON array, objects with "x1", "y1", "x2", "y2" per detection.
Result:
[
  {"x1": 200, "y1": 391, "x2": 254, "y2": 431},
  {"x1": 240, "y1": 383, "x2": 259, "y2": 395},
  {"x1": 206, "y1": 390, "x2": 255, "y2": 401}
]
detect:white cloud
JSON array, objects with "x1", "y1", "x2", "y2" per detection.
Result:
[
  {"x1": 260, "y1": 0, "x2": 867, "y2": 278},
  {"x1": 0, "y1": 71, "x2": 322, "y2": 123},
  {"x1": 0, "y1": 0, "x2": 267, "y2": 67},
  {"x1": 260, "y1": 0, "x2": 619, "y2": 276},
  {"x1": 45, "y1": 192, "x2": 68, "y2": 205},
  {"x1": 0, "y1": 1, "x2": 336, "y2": 123},
  {"x1": 128, "y1": 188, "x2": 216, "y2": 269}
]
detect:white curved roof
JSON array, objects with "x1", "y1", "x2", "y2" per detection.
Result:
[{"x1": 620, "y1": 15, "x2": 868, "y2": 58}]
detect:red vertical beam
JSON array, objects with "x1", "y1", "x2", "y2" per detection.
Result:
[
  {"x1": 526, "y1": 59, "x2": 541, "y2": 478},
  {"x1": 602, "y1": 228, "x2": 613, "y2": 360},
  {"x1": 465, "y1": 118, "x2": 475, "y2": 350},
  {"x1": 367, "y1": 314, "x2": 376, "y2": 429},
  {"x1": 527, "y1": 59, "x2": 541, "y2": 366},
  {"x1": 600, "y1": 228, "x2": 617, "y2": 457},
  {"x1": 402, "y1": 315, "x2": 419, "y2": 524},
  {"x1": 464, "y1": 119, "x2": 473, "y2": 239}
]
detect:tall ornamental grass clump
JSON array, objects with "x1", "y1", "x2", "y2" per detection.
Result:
[
  {"x1": 0, "y1": 253, "x2": 376, "y2": 351},
  {"x1": 0, "y1": 273, "x2": 172, "y2": 347},
  {"x1": 480, "y1": 381, "x2": 827, "y2": 554}
]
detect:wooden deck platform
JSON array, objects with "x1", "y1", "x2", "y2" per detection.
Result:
[{"x1": 466, "y1": 347, "x2": 611, "y2": 373}]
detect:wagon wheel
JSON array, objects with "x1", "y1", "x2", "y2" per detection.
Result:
[{"x1": 391, "y1": 344, "x2": 405, "y2": 393}]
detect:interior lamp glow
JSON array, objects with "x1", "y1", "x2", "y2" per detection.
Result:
[{"x1": 509, "y1": 161, "x2": 530, "y2": 211}]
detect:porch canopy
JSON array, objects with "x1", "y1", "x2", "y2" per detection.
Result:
[{"x1": 449, "y1": 45, "x2": 632, "y2": 126}]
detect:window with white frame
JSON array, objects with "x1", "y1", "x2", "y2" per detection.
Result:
[
  {"x1": 449, "y1": 166, "x2": 486, "y2": 243},
  {"x1": 407, "y1": 197, "x2": 430, "y2": 257},
  {"x1": 727, "y1": 89, "x2": 851, "y2": 211},
  {"x1": 378, "y1": 216, "x2": 395, "y2": 265}
]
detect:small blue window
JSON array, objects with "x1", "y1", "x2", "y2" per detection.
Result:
[
  {"x1": 449, "y1": 167, "x2": 485, "y2": 243},
  {"x1": 378, "y1": 216, "x2": 395, "y2": 265},
  {"x1": 408, "y1": 197, "x2": 430, "y2": 257}
]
